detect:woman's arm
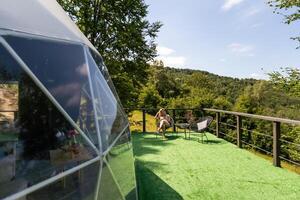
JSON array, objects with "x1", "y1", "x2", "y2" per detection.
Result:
[{"x1": 155, "y1": 111, "x2": 159, "y2": 119}]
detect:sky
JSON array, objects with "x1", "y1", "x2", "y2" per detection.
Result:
[{"x1": 145, "y1": 0, "x2": 300, "y2": 79}]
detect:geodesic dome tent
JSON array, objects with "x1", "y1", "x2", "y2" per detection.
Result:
[{"x1": 0, "y1": 0, "x2": 136, "y2": 199}]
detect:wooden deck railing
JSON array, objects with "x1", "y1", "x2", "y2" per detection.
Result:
[
  {"x1": 127, "y1": 107, "x2": 300, "y2": 168},
  {"x1": 204, "y1": 108, "x2": 300, "y2": 167}
]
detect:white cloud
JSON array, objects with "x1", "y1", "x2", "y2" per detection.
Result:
[
  {"x1": 157, "y1": 56, "x2": 186, "y2": 67},
  {"x1": 156, "y1": 46, "x2": 175, "y2": 56},
  {"x1": 245, "y1": 7, "x2": 261, "y2": 17},
  {"x1": 222, "y1": 0, "x2": 245, "y2": 11},
  {"x1": 228, "y1": 43, "x2": 254, "y2": 54},
  {"x1": 220, "y1": 58, "x2": 226, "y2": 62},
  {"x1": 155, "y1": 46, "x2": 186, "y2": 67},
  {"x1": 250, "y1": 73, "x2": 265, "y2": 80}
]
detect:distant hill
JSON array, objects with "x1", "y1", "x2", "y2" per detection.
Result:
[{"x1": 148, "y1": 65, "x2": 257, "y2": 105}]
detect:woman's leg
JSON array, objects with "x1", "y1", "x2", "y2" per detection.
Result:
[
  {"x1": 156, "y1": 120, "x2": 160, "y2": 132},
  {"x1": 160, "y1": 120, "x2": 170, "y2": 128},
  {"x1": 159, "y1": 120, "x2": 170, "y2": 138}
]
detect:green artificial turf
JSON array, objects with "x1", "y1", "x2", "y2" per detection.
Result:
[{"x1": 132, "y1": 132, "x2": 300, "y2": 200}]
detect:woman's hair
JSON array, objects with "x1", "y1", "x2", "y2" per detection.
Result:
[{"x1": 159, "y1": 108, "x2": 166, "y2": 115}]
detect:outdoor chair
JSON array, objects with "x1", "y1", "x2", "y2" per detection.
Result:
[
  {"x1": 155, "y1": 117, "x2": 174, "y2": 139},
  {"x1": 189, "y1": 116, "x2": 213, "y2": 143}
]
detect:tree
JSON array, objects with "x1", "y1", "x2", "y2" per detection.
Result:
[
  {"x1": 234, "y1": 80, "x2": 300, "y2": 119},
  {"x1": 138, "y1": 83, "x2": 162, "y2": 110},
  {"x1": 268, "y1": 67, "x2": 300, "y2": 97},
  {"x1": 268, "y1": 0, "x2": 300, "y2": 47},
  {"x1": 213, "y1": 96, "x2": 232, "y2": 110},
  {"x1": 155, "y1": 73, "x2": 181, "y2": 98},
  {"x1": 57, "y1": 0, "x2": 162, "y2": 107}
]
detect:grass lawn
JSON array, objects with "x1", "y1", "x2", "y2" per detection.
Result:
[{"x1": 132, "y1": 132, "x2": 300, "y2": 200}]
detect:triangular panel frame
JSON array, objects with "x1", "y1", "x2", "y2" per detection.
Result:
[
  {"x1": 85, "y1": 47, "x2": 130, "y2": 154},
  {"x1": 0, "y1": 36, "x2": 100, "y2": 156}
]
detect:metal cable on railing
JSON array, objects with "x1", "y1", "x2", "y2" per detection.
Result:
[
  {"x1": 279, "y1": 139, "x2": 300, "y2": 148},
  {"x1": 220, "y1": 122, "x2": 237, "y2": 129},
  {"x1": 240, "y1": 127, "x2": 273, "y2": 139},
  {"x1": 219, "y1": 122, "x2": 274, "y2": 143},
  {"x1": 218, "y1": 121, "x2": 274, "y2": 140},
  {"x1": 241, "y1": 140, "x2": 273, "y2": 155},
  {"x1": 214, "y1": 120, "x2": 274, "y2": 156},
  {"x1": 219, "y1": 131, "x2": 236, "y2": 140},
  {"x1": 219, "y1": 131, "x2": 226, "y2": 136},
  {"x1": 279, "y1": 156, "x2": 300, "y2": 167}
]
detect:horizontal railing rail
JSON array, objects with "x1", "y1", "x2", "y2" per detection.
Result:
[{"x1": 204, "y1": 108, "x2": 300, "y2": 125}]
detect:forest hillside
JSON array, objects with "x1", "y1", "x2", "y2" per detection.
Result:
[{"x1": 138, "y1": 65, "x2": 300, "y2": 121}]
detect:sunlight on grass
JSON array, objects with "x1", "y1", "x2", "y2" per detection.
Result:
[{"x1": 132, "y1": 133, "x2": 300, "y2": 200}]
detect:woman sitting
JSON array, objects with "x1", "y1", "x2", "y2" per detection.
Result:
[{"x1": 155, "y1": 108, "x2": 172, "y2": 139}]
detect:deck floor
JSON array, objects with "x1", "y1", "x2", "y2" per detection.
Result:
[{"x1": 132, "y1": 132, "x2": 300, "y2": 200}]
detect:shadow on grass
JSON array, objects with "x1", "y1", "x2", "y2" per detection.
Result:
[
  {"x1": 189, "y1": 139, "x2": 226, "y2": 145},
  {"x1": 184, "y1": 135, "x2": 227, "y2": 145},
  {"x1": 132, "y1": 132, "x2": 177, "y2": 157},
  {"x1": 145, "y1": 132, "x2": 181, "y2": 140},
  {"x1": 205, "y1": 140, "x2": 225, "y2": 144},
  {"x1": 135, "y1": 160, "x2": 183, "y2": 200}
]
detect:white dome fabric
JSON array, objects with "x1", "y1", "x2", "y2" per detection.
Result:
[{"x1": 0, "y1": 0, "x2": 95, "y2": 51}]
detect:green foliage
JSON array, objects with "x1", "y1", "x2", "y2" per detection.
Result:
[
  {"x1": 168, "y1": 91, "x2": 215, "y2": 110},
  {"x1": 287, "y1": 127, "x2": 300, "y2": 161},
  {"x1": 268, "y1": 67, "x2": 300, "y2": 97},
  {"x1": 269, "y1": 0, "x2": 300, "y2": 24},
  {"x1": 144, "y1": 65, "x2": 256, "y2": 110},
  {"x1": 268, "y1": 0, "x2": 300, "y2": 47},
  {"x1": 111, "y1": 71, "x2": 137, "y2": 108},
  {"x1": 155, "y1": 73, "x2": 181, "y2": 98},
  {"x1": 230, "y1": 71, "x2": 300, "y2": 162},
  {"x1": 234, "y1": 80, "x2": 300, "y2": 118},
  {"x1": 138, "y1": 83, "x2": 162, "y2": 109},
  {"x1": 57, "y1": 0, "x2": 162, "y2": 107},
  {"x1": 213, "y1": 96, "x2": 232, "y2": 110}
]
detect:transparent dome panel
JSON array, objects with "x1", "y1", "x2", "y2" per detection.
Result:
[
  {"x1": 88, "y1": 49, "x2": 123, "y2": 106},
  {"x1": 20, "y1": 161, "x2": 101, "y2": 200},
  {"x1": 0, "y1": 42, "x2": 97, "y2": 198},
  {"x1": 97, "y1": 160, "x2": 123, "y2": 200},
  {"x1": 105, "y1": 127, "x2": 137, "y2": 200},
  {"x1": 4, "y1": 35, "x2": 100, "y2": 148},
  {"x1": 86, "y1": 50, "x2": 129, "y2": 151}
]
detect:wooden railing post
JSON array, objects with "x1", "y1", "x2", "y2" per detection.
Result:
[
  {"x1": 13, "y1": 111, "x2": 18, "y2": 121},
  {"x1": 273, "y1": 121, "x2": 281, "y2": 167},
  {"x1": 142, "y1": 109, "x2": 146, "y2": 133},
  {"x1": 216, "y1": 112, "x2": 220, "y2": 138},
  {"x1": 236, "y1": 115, "x2": 242, "y2": 148},
  {"x1": 172, "y1": 109, "x2": 176, "y2": 132}
]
